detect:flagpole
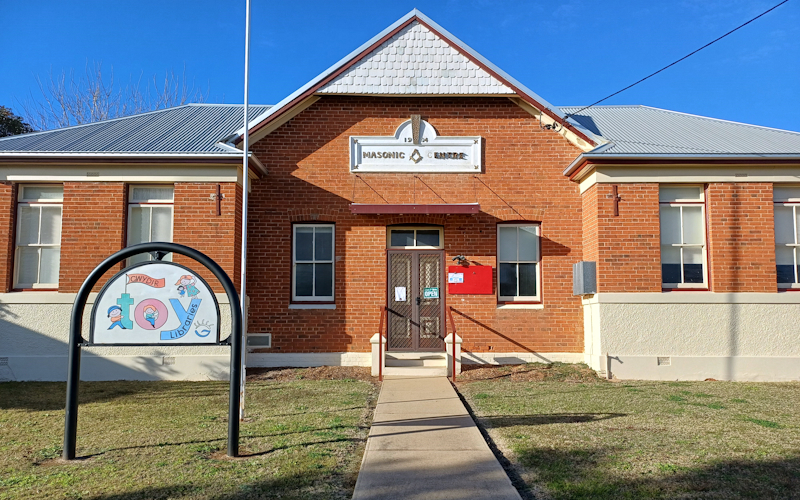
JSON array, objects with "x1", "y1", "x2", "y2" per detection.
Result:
[{"x1": 239, "y1": 0, "x2": 251, "y2": 421}]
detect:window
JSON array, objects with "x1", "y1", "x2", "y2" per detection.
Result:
[
  {"x1": 773, "y1": 186, "x2": 800, "y2": 288},
  {"x1": 14, "y1": 185, "x2": 63, "y2": 289},
  {"x1": 497, "y1": 224, "x2": 540, "y2": 302},
  {"x1": 660, "y1": 186, "x2": 707, "y2": 288},
  {"x1": 387, "y1": 227, "x2": 443, "y2": 249},
  {"x1": 128, "y1": 186, "x2": 174, "y2": 265},
  {"x1": 292, "y1": 224, "x2": 334, "y2": 302}
]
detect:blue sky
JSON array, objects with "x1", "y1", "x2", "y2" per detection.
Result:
[{"x1": 2, "y1": 0, "x2": 798, "y2": 132}]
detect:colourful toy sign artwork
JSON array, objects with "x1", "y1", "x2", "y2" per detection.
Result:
[{"x1": 90, "y1": 261, "x2": 220, "y2": 345}]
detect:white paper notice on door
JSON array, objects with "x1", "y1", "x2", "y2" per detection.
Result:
[{"x1": 394, "y1": 286, "x2": 407, "y2": 302}]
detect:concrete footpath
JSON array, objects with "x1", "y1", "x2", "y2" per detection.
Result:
[{"x1": 352, "y1": 376, "x2": 522, "y2": 500}]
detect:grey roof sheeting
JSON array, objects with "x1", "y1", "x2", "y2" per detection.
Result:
[
  {"x1": 0, "y1": 104, "x2": 271, "y2": 155},
  {"x1": 560, "y1": 105, "x2": 800, "y2": 156}
]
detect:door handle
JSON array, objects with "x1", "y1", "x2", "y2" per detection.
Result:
[{"x1": 416, "y1": 297, "x2": 421, "y2": 306}]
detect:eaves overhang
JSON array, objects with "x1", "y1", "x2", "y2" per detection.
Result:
[{"x1": 565, "y1": 153, "x2": 800, "y2": 182}]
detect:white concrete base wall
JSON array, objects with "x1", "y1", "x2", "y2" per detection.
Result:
[
  {"x1": 247, "y1": 352, "x2": 372, "y2": 368},
  {"x1": 585, "y1": 354, "x2": 800, "y2": 382},
  {"x1": 462, "y1": 352, "x2": 584, "y2": 365},
  {"x1": 583, "y1": 293, "x2": 800, "y2": 381},
  {"x1": 0, "y1": 354, "x2": 231, "y2": 381}
]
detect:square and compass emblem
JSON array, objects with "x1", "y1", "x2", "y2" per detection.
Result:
[{"x1": 350, "y1": 115, "x2": 482, "y2": 173}]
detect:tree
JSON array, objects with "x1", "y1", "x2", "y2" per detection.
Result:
[
  {"x1": 20, "y1": 62, "x2": 207, "y2": 131},
  {"x1": 0, "y1": 106, "x2": 35, "y2": 137}
]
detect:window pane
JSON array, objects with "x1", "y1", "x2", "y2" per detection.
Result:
[
  {"x1": 498, "y1": 226, "x2": 517, "y2": 262},
  {"x1": 295, "y1": 264, "x2": 313, "y2": 296},
  {"x1": 390, "y1": 230, "x2": 414, "y2": 247},
  {"x1": 151, "y1": 207, "x2": 172, "y2": 241},
  {"x1": 17, "y1": 205, "x2": 40, "y2": 245},
  {"x1": 416, "y1": 230, "x2": 440, "y2": 247},
  {"x1": 315, "y1": 263, "x2": 333, "y2": 297},
  {"x1": 518, "y1": 226, "x2": 538, "y2": 261},
  {"x1": 773, "y1": 187, "x2": 800, "y2": 202},
  {"x1": 40, "y1": 206, "x2": 62, "y2": 245},
  {"x1": 315, "y1": 227, "x2": 332, "y2": 261},
  {"x1": 131, "y1": 186, "x2": 174, "y2": 202},
  {"x1": 661, "y1": 245, "x2": 681, "y2": 284},
  {"x1": 39, "y1": 247, "x2": 60, "y2": 284},
  {"x1": 499, "y1": 263, "x2": 517, "y2": 297},
  {"x1": 660, "y1": 206, "x2": 681, "y2": 245},
  {"x1": 518, "y1": 263, "x2": 537, "y2": 296},
  {"x1": 682, "y1": 206, "x2": 704, "y2": 245},
  {"x1": 22, "y1": 185, "x2": 63, "y2": 201},
  {"x1": 129, "y1": 207, "x2": 150, "y2": 245},
  {"x1": 659, "y1": 186, "x2": 703, "y2": 202},
  {"x1": 683, "y1": 247, "x2": 704, "y2": 284},
  {"x1": 776, "y1": 247, "x2": 795, "y2": 284},
  {"x1": 295, "y1": 227, "x2": 313, "y2": 261},
  {"x1": 774, "y1": 205, "x2": 795, "y2": 244},
  {"x1": 17, "y1": 247, "x2": 39, "y2": 284}
]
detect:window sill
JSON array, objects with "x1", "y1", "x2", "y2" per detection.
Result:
[
  {"x1": 497, "y1": 303, "x2": 544, "y2": 310},
  {"x1": 288, "y1": 303, "x2": 336, "y2": 310}
]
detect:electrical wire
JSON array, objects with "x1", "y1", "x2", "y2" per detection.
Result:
[{"x1": 563, "y1": 0, "x2": 790, "y2": 121}]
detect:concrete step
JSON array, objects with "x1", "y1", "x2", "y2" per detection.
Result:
[
  {"x1": 385, "y1": 353, "x2": 447, "y2": 367},
  {"x1": 384, "y1": 366, "x2": 449, "y2": 377}
]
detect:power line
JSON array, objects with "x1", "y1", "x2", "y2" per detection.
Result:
[{"x1": 563, "y1": 0, "x2": 790, "y2": 121}]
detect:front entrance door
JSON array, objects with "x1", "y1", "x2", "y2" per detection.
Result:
[{"x1": 387, "y1": 250, "x2": 445, "y2": 351}]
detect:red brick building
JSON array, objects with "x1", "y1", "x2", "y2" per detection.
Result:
[{"x1": 1, "y1": 11, "x2": 800, "y2": 381}]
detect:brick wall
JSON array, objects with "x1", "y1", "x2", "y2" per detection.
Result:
[
  {"x1": 246, "y1": 96, "x2": 586, "y2": 354},
  {"x1": 586, "y1": 183, "x2": 662, "y2": 292},
  {"x1": 707, "y1": 183, "x2": 776, "y2": 292},
  {"x1": 0, "y1": 183, "x2": 15, "y2": 292},
  {"x1": 59, "y1": 182, "x2": 127, "y2": 292}
]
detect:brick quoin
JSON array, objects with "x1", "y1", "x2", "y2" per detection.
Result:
[
  {"x1": 246, "y1": 96, "x2": 586, "y2": 355},
  {"x1": 707, "y1": 183, "x2": 776, "y2": 292}
]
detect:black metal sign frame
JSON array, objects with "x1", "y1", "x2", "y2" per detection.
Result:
[
  {"x1": 87, "y1": 260, "x2": 222, "y2": 346},
  {"x1": 63, "y1": 242, "x2": 243, "y2": 459}
]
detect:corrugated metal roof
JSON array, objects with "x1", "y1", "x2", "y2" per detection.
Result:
[
  {"x1": 0, "y1": 104, "x2": 271, "y2": 154},
  {"x1": 560, "y1": 105, "x2": 800, "y2": 155}
]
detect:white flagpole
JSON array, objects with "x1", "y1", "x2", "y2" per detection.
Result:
[{"x1": 239, "y1": 0, "x2": 251, "y2": 421}]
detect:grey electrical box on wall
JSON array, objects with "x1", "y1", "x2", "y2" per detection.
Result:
[{"x1": 573, "y1": 261, "x2": 597, "y2": 295}]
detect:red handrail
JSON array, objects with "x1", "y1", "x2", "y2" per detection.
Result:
[
  {"x1": 378, "y1": 306, "x2": 386, "y2": 381},
  {"x1": 448, "y1": 306, "x2": 457, "y2": 381}
]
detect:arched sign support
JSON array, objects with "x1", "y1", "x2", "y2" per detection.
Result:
[{"x1": 63, "y1": 242, "x2": 243, "y2": 459}]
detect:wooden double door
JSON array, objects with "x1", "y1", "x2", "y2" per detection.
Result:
[{"x1": 386, "y1": 250, "x2": 445, "y2": 352}]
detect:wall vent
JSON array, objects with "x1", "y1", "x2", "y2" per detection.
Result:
[
  {"x1": 86, "y1": 171, "x2": 100, "y2": 177},
  {"x1": 162, "y1": 356, "x2": 176, "y2": 366},
  {"x1": 0, "y1": 357, "x2": 8, "y2": 366},
  {"x1": 247, "y1": 333, "x2": 272, "y2": 349},
  {"x1": 657, "y1": 356, "x2": 671, "y2": 366}
]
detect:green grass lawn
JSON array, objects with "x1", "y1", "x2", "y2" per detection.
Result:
[
  {"x1": 457, "y1": 364, "x2": 800, "y2": 500},
  {"x1": 0, "y1": 377, "x2": 378, "y2": 499}
]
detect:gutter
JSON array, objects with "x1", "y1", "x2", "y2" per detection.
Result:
[{"x1": 565, "y1": 152, "x2": 800, "y2": 180}]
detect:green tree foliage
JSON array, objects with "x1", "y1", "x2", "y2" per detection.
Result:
[{"x1": 0, "y1": 106, "x2": 34, "y2": 137}]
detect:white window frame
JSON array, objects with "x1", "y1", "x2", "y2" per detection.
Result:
[
  {"x1": 497, "y1": 223, "x2": 541, "y2": 303},
  {"x1": 773, "y1": 186, "x2": 800, "y2": 289},
  {"x1": 127, "y1": 185, "x2": 174, "y2": 263},
  {"x1": 14, "y1": 184, "x2": 63, "y2": 289},
  {"x1": 292, "y1": 223, "x2": 335, "y2": 302},
  {"x1": 386, "y1": 226, "x2": 444, "y2": 249},
  {"x1": 659, "y1": 185, "x2": 708, "y2": 289}
]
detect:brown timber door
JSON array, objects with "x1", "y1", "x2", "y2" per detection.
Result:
[{"x1": 387, "y1": 250, "x2": 445, "y2": 352}]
